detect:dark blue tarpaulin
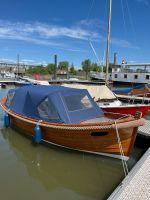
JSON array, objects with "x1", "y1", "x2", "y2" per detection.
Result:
[{"x1": 6, "y1": 85, "x2": 104, "y2": 123}]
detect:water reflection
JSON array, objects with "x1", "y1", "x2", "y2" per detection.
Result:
[{"x1": 0, "y1": 127, "x2": 126, "y2": 200}]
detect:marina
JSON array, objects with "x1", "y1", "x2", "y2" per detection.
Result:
[{"x1": 0, "y1": 0, "x2": 150, "y2": 199}]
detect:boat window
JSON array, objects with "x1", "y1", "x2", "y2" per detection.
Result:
[
  {"x1": 146, "y1": 75, "x2": 150, "y2": 80},
  {"x1": 124, "y1": 74, "x2": 127, "y2": 78},
  {"x1": 134, "y1": 75, "x2": 138, "y2": 79},
  {"x1": 114, "y1": 74, "x2": 118, "y2": 78},
  {"x1": 64, "y1": 94, "x2": 93, "y2": 111},
  {"x1": 38, "y1": 98, "x2": 59, "y2": 120},
  {"x1": 6, "y1": 91, "x2": 15, "y2": 107}
]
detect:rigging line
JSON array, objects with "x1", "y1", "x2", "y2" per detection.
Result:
[
  {"x1": 114, "y1": 121, "x2": 129, "y2": 177},
  {"x1": 86, "y1": 0, "x2": 95, "y2": 22},
  {"x1": 104, "y1": 0, "x2": 108, "y2": 25},
  {"x1": 86, "y1": 0, "x2": 95, "y2": 40},
  {"x1": 120, "y1": 0, "x2": 127, "y2": 37},
  {"x1": 86, "y1": 0, "x2": 95, "y2": 42},
  {"x1": 89, "y1": 40, "x2": 101, "y2": 65},
  {"x1": 125, "y1": 0, "x2": 137, "y2": 43}
]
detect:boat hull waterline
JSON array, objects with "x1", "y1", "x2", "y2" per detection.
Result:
[{"x1": 0, "y1": 97, "x2": 144, "y2": 159}]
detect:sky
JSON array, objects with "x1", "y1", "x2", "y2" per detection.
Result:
[{"x1": 0, "y1": 0, "x2": 150, "y2": 68}]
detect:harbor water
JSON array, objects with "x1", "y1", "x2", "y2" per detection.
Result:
[{"x1": 0, "y1": 87, "x2": 147, "y2": 200}]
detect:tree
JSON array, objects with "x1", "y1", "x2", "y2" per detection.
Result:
[
  {"x1": 91, "y1": 63, "x2": 102, "y2": 72},
  {"x1": 81, "y1": 59, "x2": 91, "y2": 79},
  {"x1": 58, "y1": 61, "x2": 69, "y2": 71},
  {"x1": 69, "y1": 64, "x2": 77, "y2": 75},
  {"x1": 47, "y1": 63, "x2": 55, "y2": 74}
]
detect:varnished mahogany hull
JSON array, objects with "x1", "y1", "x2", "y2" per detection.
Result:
[
  {"x1": 9, "y1": 115, "x2": 137, "y2": 158},
  {"x1": 115, "y1": 88, "x2": 150, "y2": 98},
  {"x1": 130, "y1": 88, "x2": 150, "y2": 97},
  {"x1": 0, "y1": 97, "x2": 141, "y2": 159}
]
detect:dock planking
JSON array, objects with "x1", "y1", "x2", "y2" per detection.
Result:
[{"x1": 107, "y1": 148, "x2": 150, "y2": 200}]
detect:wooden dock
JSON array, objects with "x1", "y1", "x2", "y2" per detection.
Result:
[
  {"x1": 107, "y1": 148, "x2": 150, "y2": 200},
  {"x1": 138, "y1": 119, "x2": 150, "y2": 138}
]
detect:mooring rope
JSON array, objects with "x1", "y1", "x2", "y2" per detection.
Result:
[{"x1": 114, "y1": 120, "x2": 129, "y2": 177}]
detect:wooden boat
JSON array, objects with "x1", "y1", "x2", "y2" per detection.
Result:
[
  {"x1": 113, "y1": 84, "x2": 150, "y2": 104},
  {"x1": 0, "y1": 85, "x2": 144, "y2": 160},
  {"x1": 129, "y1": 84, "x2": 150, "y2": 98},
  {"x1": 113, "y1": 84, "x2": 150, "y2": 97}
]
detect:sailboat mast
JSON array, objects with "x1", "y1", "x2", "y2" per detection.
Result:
[
  {"x1": 17, "y1": 54, "x2": 19, "y2": 78},
  {"x1": 105, "y1": 0, "x2": 112, "y2": 85}
]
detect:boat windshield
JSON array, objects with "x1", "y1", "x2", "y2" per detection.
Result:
[
  {"x1": 63, "y1": 94, "x2": 93, "y2": 112},
  {"x1": 37, "y1": 97, "x2": 59, "y2": 120}
]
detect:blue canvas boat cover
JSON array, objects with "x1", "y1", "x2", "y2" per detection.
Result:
[{"x1": 6, "y1": 85, "x2": 104, "y2": 124}]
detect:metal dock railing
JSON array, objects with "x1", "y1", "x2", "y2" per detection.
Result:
[{"x1": 107, "y1": 148, "x2": 150, "y2": 200}]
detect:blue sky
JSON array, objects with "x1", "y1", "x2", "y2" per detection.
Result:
[{"x1": 0, "y1": 0, "x2": 150, "y2": 68}]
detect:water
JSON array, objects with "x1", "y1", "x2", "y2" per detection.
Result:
[{"x1": 0, "y1": 87, "x2": 146, "y2": 200}]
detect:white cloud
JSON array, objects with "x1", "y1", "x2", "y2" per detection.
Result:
[
  {"x1": 0, "y1": 20, "x2": 139, "y2": 50},
  {"x1": 0, "y1": 58, "x2": 16, "y2": 63},
  {"x1": 21, "y1": 59, "x2": 35, "y2": 63},
  {"x1": 77, "y1": 19, "x2": 106, "y2": 30},
  {"x1": 0, "y1": 57, "x2": 48, "y2": 66},
  {"x1": 0, "y1": 20, "x2": 97, "y2": 41},
  {"x1": 0, "y1": 20, "x2": 95, "y2": 52}
]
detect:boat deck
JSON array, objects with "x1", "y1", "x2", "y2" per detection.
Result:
[
  {"x1": 107, "y1": 148, "x2": 150, "y2": 200},
  {"x1": 116, "y1": 94, "x2": 150, "y2": 103}
]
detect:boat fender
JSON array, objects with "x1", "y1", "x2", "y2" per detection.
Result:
[
  {"x1": 34, "y1": 125, "x2": 42, "y2": 144},
  {"x1": 4, "y1": 113, "x2": 10, "y2": 127}
]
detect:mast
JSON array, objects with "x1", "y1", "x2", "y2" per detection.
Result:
[
  {"x1": 54, "y1": 54, "x2": 57, "y2": 80},
  {"x1": 17, "y1": 54, "x2": 19, "y2": 78},
  {"x1": 105, "y1": 0, "x2": 112, "y2": 85}
]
